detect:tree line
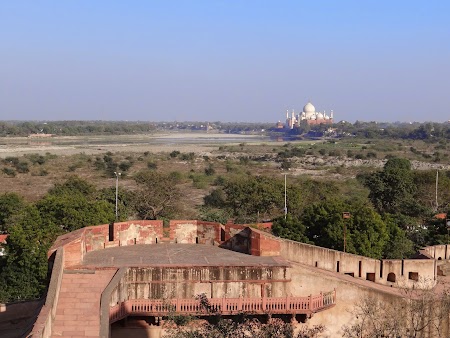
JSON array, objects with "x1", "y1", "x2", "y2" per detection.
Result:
[{"x1": 1, "y1": 120, "x2": 450, "y2": 140}]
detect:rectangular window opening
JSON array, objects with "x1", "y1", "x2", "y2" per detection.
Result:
[
  {"x1": 366, "y1": 273, "x2": 375, "y2": 282},
  {"x1": 409, "y1": 272, "x2": 419, "y2": 281}
]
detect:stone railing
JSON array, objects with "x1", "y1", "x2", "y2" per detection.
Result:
[
  {"x1": 109, "y1": 290, "x2": 336, "y2": 324},
  {"x1": 28, "y1": 248, "x2": 64, "y2": 338}
]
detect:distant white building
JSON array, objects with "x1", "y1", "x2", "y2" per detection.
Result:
[{"x1": 278, "y1": 101, "x2": 334, "y2": 129}]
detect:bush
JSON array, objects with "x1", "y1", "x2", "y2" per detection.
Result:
[
  {"x1": 169, "y1": 171, "x2": 183, "y2": 183},
  {"x1": 2, "y1": 168, "x2": 16, "y2": 177},
  {"x1": 68, "y1": 164, "x2": 79, "y2": 172},
  {"x1": 189, "y1": 173, "x2": 209, "y2": 189},
  {"x1": 93, "y1": 157, "x2": 105, "y2": 170},
  {"x1": 280, "y1": 161, "x2": 292, "y2": 170},
  {"x1": 26, "y1": 153, "x2": 46, "y2": 165},
  {"x1": 213, "y1": 176, "x2": 226, "y2": 186},
  {"x1": 3, "y1": 157, "x2": 19, "y2": 166},
  {"x1": 119, "y1": 161, "x2": 133, "y2": 172},
  {"x1": 225, "y1": 162, "x2": 236, "y2": 172},
  {"x1": 204, "y1": 165, "x2": 215, "y2": 176},
  {"x1": 169, "y1": 150, "x2": 180, "y2": 158},
  {"x1": 16, "y1": 161, "x2": 29, "y2": 173},
  {"x1": 328, "y1": 149, "x2": 342, "y2": 157},
  {"x1": 239, "y1": 156, "x2": 249, "y2": 165},
  {"x1": 180, "y1": 152, "x2": 195, "y2": 161},
  {"x1": 147, "y1": 161, "x2": 158, "y2": 170}
]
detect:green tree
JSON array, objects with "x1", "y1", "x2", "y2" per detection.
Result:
[
  {"x1": 349, "y1": 203, "x2": 389, "y2": 259},
  {"x1": 272, "y1": 215, "x2": 310, "y2": 243},
  {"x1": 300, "y1": 199, "x2": 389, "y2": 258},
  {"x1": 97, "y1": 187, "x2": 135, "y2": 221},
  {"x1": 362, "y1": 158, "x2": 421, "y2": 216},
  {"x1": 133, "y1": 170, "x2": 181, "y2": 219},
  {"x1": 220, "y1": 175, "x2": 283, "y2": 221},
  {"x1": 0, "y1": 192, "x2": 26, "y2": 233},
  {"x1": 0, "y1": 205, "x2": 59, "y2": 302},
  {"x1": 37, "y1": 176, "x2": 114, "y2": 232},
  {"x1": 383, "y1": 214, "x2": 415, "y2": 259}
]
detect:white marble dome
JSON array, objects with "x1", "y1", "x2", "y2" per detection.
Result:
[{"x1": 303, "y1": 102, "x2": 316, "y2": 114}]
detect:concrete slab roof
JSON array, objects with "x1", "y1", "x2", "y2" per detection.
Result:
[{"x1": 80, "y1": 243, "x2": 289, "y2": 268}]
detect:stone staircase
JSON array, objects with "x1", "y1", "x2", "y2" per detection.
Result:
[{"x1": 51, "y1": 269, "x2": 116, "y2": 337}]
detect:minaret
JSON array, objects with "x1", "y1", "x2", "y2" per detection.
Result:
[{"x1": 331, "y1": 110, "x2": 334, "y2": 119}]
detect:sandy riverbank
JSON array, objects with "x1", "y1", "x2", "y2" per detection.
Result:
[{"x1": 0, "y1": 132, "x2": 271, "y2": 158}]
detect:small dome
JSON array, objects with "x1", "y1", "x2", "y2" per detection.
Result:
[
  {"x1": 303, "y1": 102, "x2": 316, "y2": 113},
  {"x1": 316, "y1": 112, "x2": 324, "y2": 119}
]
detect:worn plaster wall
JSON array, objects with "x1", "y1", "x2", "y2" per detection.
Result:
[
  {"x1": 110, "y1": 266, "x2": 291, "y2": 302},
  {"x1": 289, "y1": 263, "x2": 405, "y2": 337},
  {"x1": 220, "y1": 227, "x2": 250, "y2": 254},
  {"x1": 197, "y1": 221, "x2": 221, "y2": 244},
  {"x1": 249, "y1": 228, "x2": 280, "y2": 256},
  {"x1": 422, "y1": 244, "x2": 449, "y2": 260},
  {"x1": 279, "y1": 239, "x2": 380, "y2": 278},
  {"x1": 278, "y1": 238, "x2": 436, "y2": 289},
  {"x1": 170, "y1": 220, "x2": 198, "y2": 243},
  {"x1": 382, "y1": 259, "x2": 436, "y2": 287}
]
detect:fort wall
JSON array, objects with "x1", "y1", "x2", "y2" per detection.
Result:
[
  {"x1": 28, "y1": 248, "x2": 65, "y2": 338},
  {"x1": 277, "y1": 237, "x2": 436, "y2": 288},
  {"x1": 421, "y1": 244, "x2": 450, "y2": 260}
]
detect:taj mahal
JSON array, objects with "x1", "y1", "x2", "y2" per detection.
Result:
[{"x1": 277, "y1": 101, "x2": 334, "y2": 129}]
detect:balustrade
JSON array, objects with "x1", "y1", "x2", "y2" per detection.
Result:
[{"x1": 109, "y1": 289, "x2": 336, "y2": 323}]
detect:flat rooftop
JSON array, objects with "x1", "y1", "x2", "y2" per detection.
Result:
[{"x1": 80, "y1": 244, "x2": 289, "y2": 268}]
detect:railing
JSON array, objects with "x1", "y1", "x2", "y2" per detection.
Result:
[{"x1": 110, "y1": 290, "x2": 336, "y2": 323}]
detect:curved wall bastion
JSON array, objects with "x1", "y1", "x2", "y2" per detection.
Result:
[{"x1": 23, "y1": 220, "x2": 445, "y2": 337}]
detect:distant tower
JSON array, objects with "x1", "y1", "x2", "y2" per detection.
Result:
[{"x1": 331, "y1": 110, "x2": 334, "y2": 119}]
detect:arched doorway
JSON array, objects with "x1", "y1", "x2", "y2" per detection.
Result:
[{"x1": 387, "y1": 272, "x2": 396, "y2": 283}]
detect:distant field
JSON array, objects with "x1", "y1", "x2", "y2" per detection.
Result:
[
  {"x1": 0, "y1": 132, "x2": 448, "y2": 217},
  {"x1": 0, "y1": 132, "x2": 271, "y2": 158}
]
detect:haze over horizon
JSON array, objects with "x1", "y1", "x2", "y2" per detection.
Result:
[{"x1": 1, "y1": 1, "x2": 449, "y2": 123}]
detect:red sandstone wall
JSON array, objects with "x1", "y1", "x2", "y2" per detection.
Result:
[{"x1": 249, "y1": 229, "x2": 280, "y2": 256}]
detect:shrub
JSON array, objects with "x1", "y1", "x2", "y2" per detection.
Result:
[
  {"x1": 2, "y1": 168, "x2": 16, "y2": 177},
  {"x1": 169, "y1": 150, "x2": 180, "y2": 158},
  {"x1": 147, "y1": 161, "x2": 158, "y2": 170},
  {"x1": 280, "y1": 161, "x2": 292, "y2": 170},
  {"x1": 204, "y1": 165, "x2": 215, "y2": 176},
  {"x1": 180, "y1": 152, "x2": 195, "y2": 161},
  {"x1": 3, "y1": 157, "x2": 19, "y2": 166},
  {"x1": 119, "y1": 161, "x2": 133, "y2": 172},
  {"x1": 26, "y1": 153, "x2": 46, "y2": 165},
  {"x1": 239, "y1": 156, "x2": 249, "y2": 165},
  {"x1": 169, "y1": 171, "x2": 183, "y2": 183},
  {"x1": 93, "y1": 157, "x2": 105, "y2": 170},
  {"x1": 16, "y1": 161, "x2": 29, "y2": 173}
]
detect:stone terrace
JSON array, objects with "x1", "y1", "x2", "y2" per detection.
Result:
[{"x1": 80, "y1": 243, "x2": 289, "y2": 268}]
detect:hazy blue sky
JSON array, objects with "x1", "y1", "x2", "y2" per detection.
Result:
[{"x1": 1, "y1": 1, "x2": 449, "y2": 122}]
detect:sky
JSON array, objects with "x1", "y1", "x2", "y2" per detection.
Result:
[{"x1": 0, "y1": 1, "x2": 449, "y2": 123}]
